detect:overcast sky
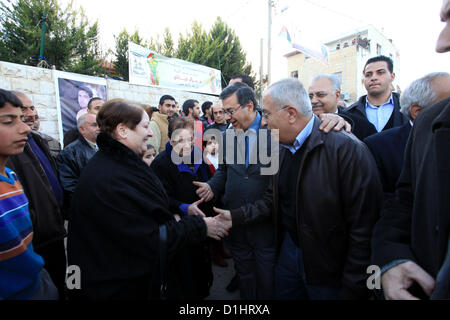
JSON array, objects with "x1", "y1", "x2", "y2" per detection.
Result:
[{"x1": 61, "y1": 0, "x2": 450, "y2": 90}]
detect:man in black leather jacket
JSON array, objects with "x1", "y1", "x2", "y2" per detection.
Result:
[
  {"x1": 215, "y1": 78, "x2": 382, "y2": 300},
  {"x1": 56, "y1": 113, "x2": 99, "y2": 210}
]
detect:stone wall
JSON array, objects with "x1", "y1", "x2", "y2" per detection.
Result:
[{"x1": 0, "y1": 61, "x2": 219, "y2": 142}]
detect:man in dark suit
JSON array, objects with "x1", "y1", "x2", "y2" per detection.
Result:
[
  {"x1": 364, "y1": 72, "x2": 450, "y2": 198},
  {"x1": 372, "y1": 0, "x2": 450, "y2": 300},
  {"x1": 342, "y1": 55, "x2": 407, "y2": 140}
]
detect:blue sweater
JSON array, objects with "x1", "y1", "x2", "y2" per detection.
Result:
[{"x1": 0, "y1": 167, "x2": 44, "y2": 299}]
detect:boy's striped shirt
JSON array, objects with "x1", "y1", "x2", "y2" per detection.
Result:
[{"x1": 0, "y1": 167, "x2": 43, "y2": 299}]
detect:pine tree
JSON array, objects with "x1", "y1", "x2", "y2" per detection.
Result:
[
  {"x1": 113, "y1": 29, "x2": 146, "y2": 81},
  {"x1": 174, "y1": 17, "x2": 254, "y2": 88},
  {"x1": 0, "y1": 0, "x2": 103, "y2": 75}
]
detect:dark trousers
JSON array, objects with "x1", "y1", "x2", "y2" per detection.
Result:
[
  {"x1": 30, "y1": 269, "x2": 59, "y2": 300},
  {"x1": 226, "y1": 223, "x2": 276, "y2": 300},
  {"x1": 275, "y1": 232, "x2": 340, "y2": 300},
  {"x1": 431, "y1": 236, "x2": 450, "y2": 299},
  {"x1": 35, "y1": 239, "x2": 67, "y2": 300}
]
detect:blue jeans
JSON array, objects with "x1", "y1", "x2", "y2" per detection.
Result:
[{"x1": 275, "y1": 232, "x2": 340, "y2": 300}]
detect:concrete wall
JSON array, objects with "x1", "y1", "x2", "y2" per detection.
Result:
[{"x1": 0, "y1": 61, "x2": 219, "y2": 142}]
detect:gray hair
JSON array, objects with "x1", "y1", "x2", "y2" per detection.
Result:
[
  {"x1": 265, "y1": 78, "x2": 312, "y2": 116},
  {"x1": 310, "y1": 73, "x2": 341, "y2": 92},
  {"x1": 400, "y1": 72, "x2": 450, "y2": 119},
  {"x1": 77, "y1": 113, "x2": 88, "y2": 128}
]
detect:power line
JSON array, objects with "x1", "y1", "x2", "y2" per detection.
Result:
[
  {"x1": 300, "y1": 0, "x2": 366, "y2": 26},
  {"x1": 224, "y1": 0, "x2": 256, "y2": 21}
]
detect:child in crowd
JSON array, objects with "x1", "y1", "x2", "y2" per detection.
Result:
[
  {"x1": 0, "y1": 89, "x2": 58, "y2": 299},
  {"x1": 142, "y1": 143, "x2": 156, "y2": 166},
  {"x1": 204, "y1": 137, "x2": 218, "y2": 172}
]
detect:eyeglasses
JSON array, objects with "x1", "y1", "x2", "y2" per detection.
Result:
[
  {"x1": 171, "y1": 137, "x2": 193, "y2": 145},
  {"x1": 308, "y1": 91, "x2": 329, "y2": 99},
  {"x1": 213, "y1": 110, "x2": 225, "y2": 115},
  {"x1": 262, "y1": 105, "x2": 290, "y2": 119},
  {"x1": 223, "y1": 105, "x2": 243, "y2": 116}
]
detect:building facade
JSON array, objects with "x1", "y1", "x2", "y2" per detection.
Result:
[{"x1": 286, "y1": 25, "x2": 400, "y2": 104}]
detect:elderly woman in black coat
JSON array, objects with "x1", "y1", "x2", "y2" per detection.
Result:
[{"x1": 67, "y1": 99, "x2": 227, "y2": 300}]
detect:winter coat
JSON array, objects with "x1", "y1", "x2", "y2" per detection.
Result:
[
  {"x1": 56, "y1": 136, "x2": 97, "y2": 209},
  {"x1": 151, "y1": 142, "x2": 214, "y2": 299},
  {"x1": 67, "y1": 133, "x2": 207, "y2": 300},
  {"x1": 230, "y1": 117, "x2": 383, "y2": 299},
  {"x1": 6, "y1": 132, "x2": 66, "y2": 250}
]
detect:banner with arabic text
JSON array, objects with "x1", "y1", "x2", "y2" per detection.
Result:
[{"x1": 128, "y1": 42, "x2": 222, "y2": 95}]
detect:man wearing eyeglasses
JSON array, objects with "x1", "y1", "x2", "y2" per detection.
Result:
[
  {"x1": 308, "y1": 74, "x2": 347, "y2": 115},
  {"x1": 195, "y1": 82, "x2": 276, "y2": 300},
  {"x1": 195, "y1": 82, "x2": 350, "y2": 300},
  {"x1": 205, "y1": 104, "x2": 228, "y2": 133},
  {"x1": 214, "y1": 78, "x2": 382, "y2": 300},
  {"x1": 308, "y1": 74, "x2": 354, "y2": 132}
]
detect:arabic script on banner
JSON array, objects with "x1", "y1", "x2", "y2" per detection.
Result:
[{"x1": 128, "y1": 42, "x2": 222, "y2": 95}]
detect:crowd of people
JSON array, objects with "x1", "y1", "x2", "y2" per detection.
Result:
[{"x1": 0, "y1": 0, "x2": 449, "y2": 300}]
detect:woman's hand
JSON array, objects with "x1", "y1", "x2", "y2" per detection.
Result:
[{"x1": 188, "y1": 198, "x2": 206, "y2": 217}]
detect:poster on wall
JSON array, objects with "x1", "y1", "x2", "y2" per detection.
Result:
[
  {"x1": 128, "y1": 42, "x2": 222, "y2": 95},
  {"x1": 54, "y1": 71, "x2": 107, "y2": 145}
]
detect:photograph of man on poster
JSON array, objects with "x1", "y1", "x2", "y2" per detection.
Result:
[{"x1": 57, "y1": 77, "x2": 107, "y2": 136}]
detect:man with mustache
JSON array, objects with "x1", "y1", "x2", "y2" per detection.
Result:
[
  {"x1": 30, "y1": 109, "x2": 61, "y2": 160},
  {"x1": 307, "y1": 74, "x2": 355, "y2": 129}
]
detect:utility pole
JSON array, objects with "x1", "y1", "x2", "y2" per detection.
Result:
[
  {"x1": 260, "y1": 38, "x2": 264, "y2": 107},
  {"x1": 267, "y1": 0, "x2": 273, "y2": 85}
]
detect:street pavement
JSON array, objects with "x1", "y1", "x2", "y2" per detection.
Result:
[{"x1": 206, "y1": 257, "x2": 241, "y2": 300}]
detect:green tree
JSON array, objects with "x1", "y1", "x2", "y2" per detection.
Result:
[
  {"x1": 113, "y1": 29, "x2": 146, "y2": 81},
  {"x1": 145, "y1": 18, "x2": 254, "y2": 89},
  {"x1": 0, "y1": 0, "x2": 103, "y2": 75},
  {"x1": 149, "y1": 27, "x2": 174, "y2": 58},
  {"x1": 206, "y1": 17, "x2": 253, "y2": 88},
  {"x1": 174, "y1": 17, "x2": 254, "y2": 89},
  {"x1": 175, "y1": 21, "x2": 209, "y2": 63}
]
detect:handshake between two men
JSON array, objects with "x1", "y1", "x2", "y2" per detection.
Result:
[{"x1": 178, "y1": 181, "x2": 232, "y2": 241}]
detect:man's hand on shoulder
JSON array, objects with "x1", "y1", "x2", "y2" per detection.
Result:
[{"x1": 319, "y1": 113, "x2": 352, "y2": 133}]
